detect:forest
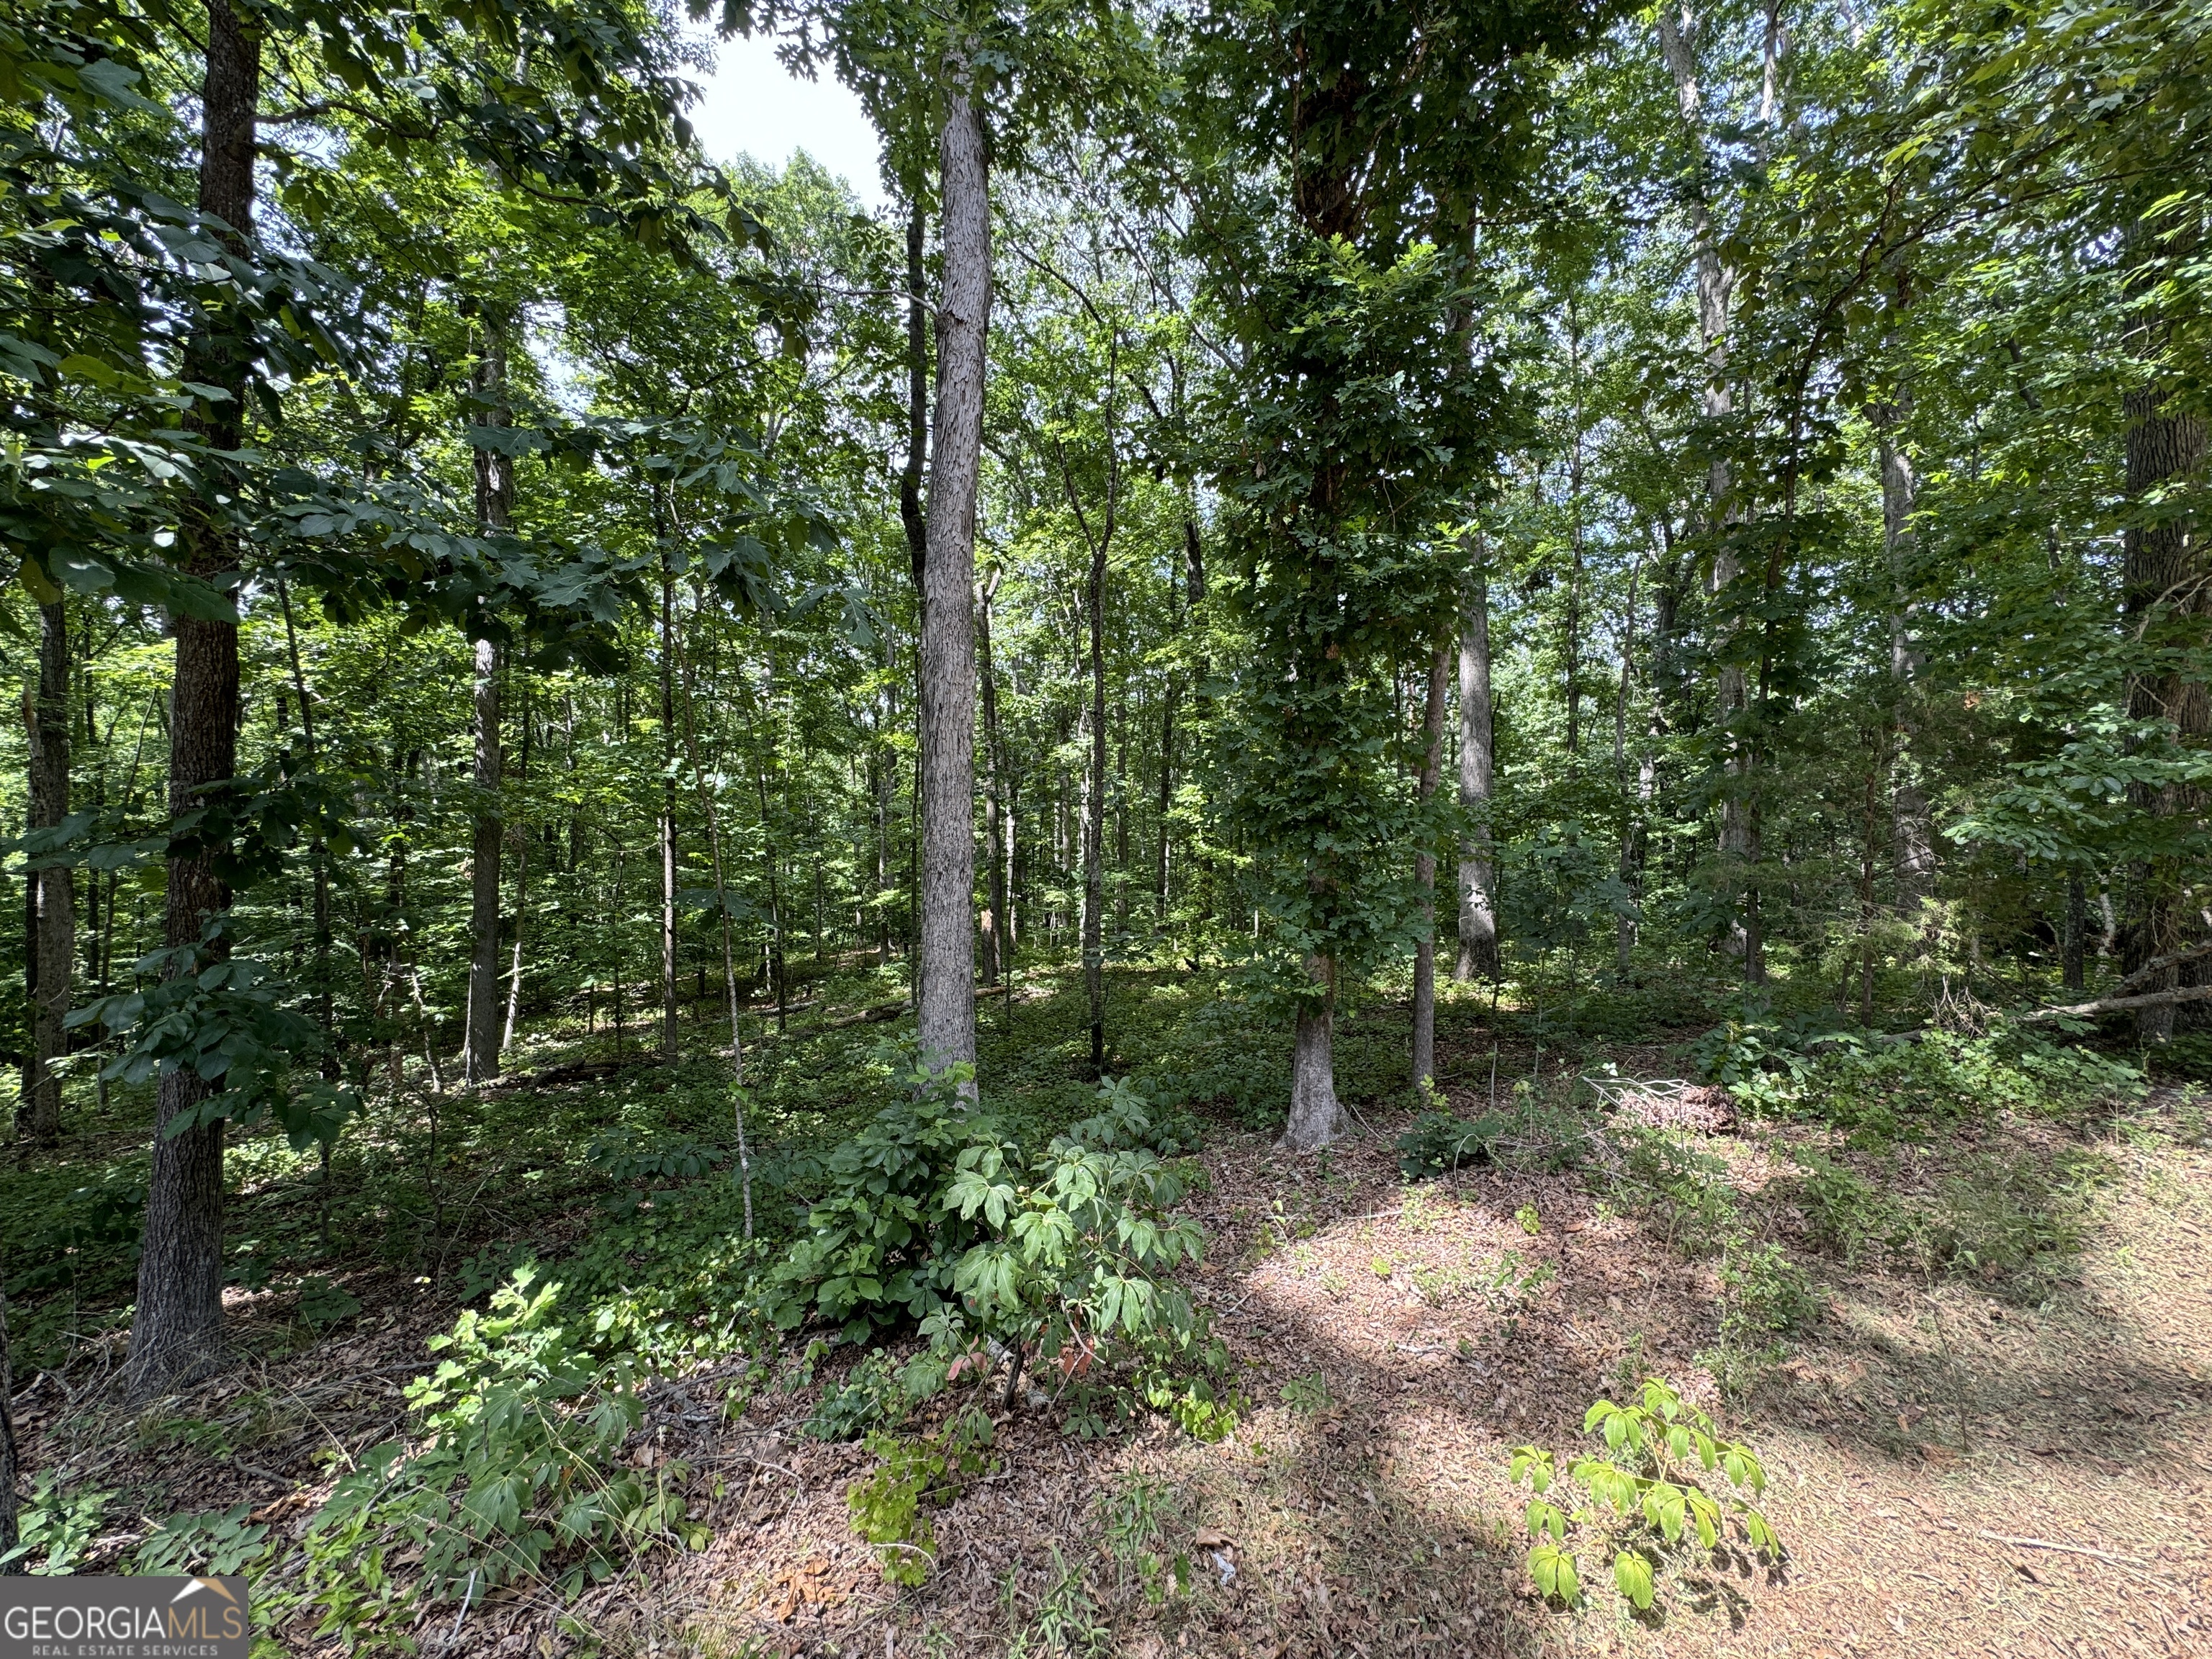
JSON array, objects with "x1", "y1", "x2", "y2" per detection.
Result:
[{"x1": 1, "y1": 0, "x2": 2208, "y2": 1654}]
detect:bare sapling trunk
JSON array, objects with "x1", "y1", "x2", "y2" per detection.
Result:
[
  {"x1": 130, "y1": 0, "x2": 259, "y2": 1398},
  {"x1": 22, "y1": 598, "x2": 70, "y2": 1148},
  {"x1": 502, "y1": 693, "x2": 532, "y2": 1054},
  {"x1": 1455, "y1": 549, "x2": 1499, "y2": 981},
  {"x1": 917, "y1": 65, "x2": 990, "y2": 1083},
  {"x1": 1411, "y1": 646, "x2": 1447, "y2": 1091}
]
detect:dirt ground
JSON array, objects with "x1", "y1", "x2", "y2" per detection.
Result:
[
  {"x1": 21, "y1": 1066, "x2": 2211, "y2": 1658},
  {"x1": 616, "y1": 1086, "x2": 2212, "y2": 1658}
]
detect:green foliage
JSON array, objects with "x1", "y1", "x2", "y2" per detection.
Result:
[
  {"x1": 1683, "y1": 1006, "x2": 1832, "y2": 1115},
  {"x1": 765, "y1": 1060, "x2": 1002, "y2": 1341},
  {"x1": 295, "y1": 1274, "x2": 362, "y2": 1331},
  {"x1": 847, "y1": 1410, "x2": 995, "y2": 1588},
  {"x1": 1508, "y1": 1377, "x2": 1783, "y2": 1615},
  {"x1": 0, "y1": 1475, "x2": 113, "y2": 1575},
  {"x1": 301, "y1": 1266, "x2": 700, "y2": 1622},
  {"x1": 1097, "y1": 1475, "x2": 1193, "y2": 1605},
  {"x1": 927, "y1": 1083, "x2": 1231, "y2": 1439},
  {"x1": 803, "y1": 1349, "x2": 908, "y2": 1442},
  {"x1": 1785, "y1": 1141, "x2": 2108, "y2": 1288},
  {"x1": 1278, "y1": 1371, "x2": 1332, "y2": 1417},
  {"x1": 1612, "y1": 1128, "x2": 1737, "y2": 1255},
  {"x1": 1396, "y1": 1110, "x2": 1508, "y2": 1179},
  {"x1": 135, "y1": 1503, "x2": 272, "y2": 1577},
  {"x1": 68, "y1": 919, "x2": 357, "y2": 1151},
  {"x1": 1704, "y1": 1239, "x2": 1820, "y2": 1397}
]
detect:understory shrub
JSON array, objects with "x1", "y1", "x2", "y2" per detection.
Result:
[{"x1": 1509, "y1": 1376, "x2": 1784, "y2": 1615}]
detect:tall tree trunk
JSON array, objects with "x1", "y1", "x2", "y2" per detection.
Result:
[
  {"x1": 462, "y1": 315, "x2": 510, "y2": 1084},
  {"x1": 1875, "y1": 274, "x2": 1936, "y2": 928},
  {"x1": 1082, "y1": 524, "x2": 1107, "y2": 1078},
  {"x1": 502, "y1": 692, "x2": 532, "y2": 1053},
  {"x1": 462, "y1": 636, "x2": 503, "y2": 1081},
  {"x1": 2121, "y1": 341, "x2": 2209, "y2": 1040},
  {"x1": 276, "y1": 580, "x2": 334, "y2": 1074},
  {"x1": 917, "y1": 68, "x2": 989, "y2": 1081},
  {"x1": 129, "y1": 0, "x2": 258, "y2": 1398},
  {"x1": 22, "y1": 598, "x2": 70, "y2": 1148},
  {"x1": 978, "y1": 568, "x2": 1008, "y2": 984},
  {"x1": 901, "y1": 198, "x2": 929, "y2": 590},
  {"x1": 1156, "y1": 670, "x2": 1175, "y2": 927},
  {"x1": 659, "y1": 558, "x2": 679, "y2": 1060},
  {"x1": 2063, "y1": 872, "x2": 2087, "y2": 993},
  {"x1": 1455, "y1": 547, "x2": 1499, "y2": 981},
  {"x1": 1411, "y1": 646, "x2": 1447, "y2": 1089},
  {"x1": 1658, "y1": 2, "x2": 1753, "y2": 970}
]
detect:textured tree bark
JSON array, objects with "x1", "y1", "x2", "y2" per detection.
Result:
[
  {"x1": 2063, "y1": 873, "x2": 2087, "y2": 993},
  {"x1": 1282, "y1": 956, "x2": 1343, "y2": 1152},
  {"x1": 1156, "y1": 670, "x2": 1175, "y2": 927},
  {"x1": 1411, "y1": 646, "x2": 1447, "y2": 1089},
  {"x1": 1082, "y1": 523, "x2": 1107, "y2": 1078},
  {"x1": 978, "y1": 568, "x2": 1008, "y2": 984},
  {"x1": 1455, "y1": 548, "x2": 1498, "y2": 981},
  {"x1": 659, "y1": 560, "x2": 679, "y2": 1061},
  {"x1": 2121, "y1": 365, "x2": 2208, "y2": 1040},
  {"x1": 916, "y1": 68, "x2": 988, "y2": 1082},
  {"x1": 22, "y1": 598, "x2": 70, "y2": 1148},
  {"x1": 901, "y1": 199, "x2": 929, "y2": 590},
  {"x1": 502, "y1": 691, "x2": 532, "y2": 1053},
  {"x1": 462, "y1": 316, "x2": 511, "y2": 1084},
  {"x1": 462, "y1": 636, "x2": 503, "y2": 1082},
  {"x1": 128, "y1": 0, "x2": 258, "y2": 1400}
]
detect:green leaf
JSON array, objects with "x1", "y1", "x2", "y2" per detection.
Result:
[{"x1": 1614, "y1": 1550, "x2": 1655, "y2": 1611}]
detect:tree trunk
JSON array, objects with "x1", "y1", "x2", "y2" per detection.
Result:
[
  {"x1": 1455, "y1": 547, "x2": 1499, "y2": 981},
  {"x1": 659, "y1": 559, "x2": 679, "y2": 1060},
  {"x1": 1659, "y1": 3, "x2": 1755, "y2": 971},
  {"x1": 978, "y1": 569, "x2": 1009, "y2": 984},
  {"x1": 917, "y1": 66, "x2": 989, "y2": 1082},
  {"x1": 462, "y1": 313, "x2": 511, "y2": 1083},
  {"x1": 22, "y1": 598, "x2": 70, "y2": 1148},
  {"x1": 1083, "y1": 523, "x2": 1107, "y2": 1077},
  {"x1": 1156, "y1": 670, "x2": 1175, "y2": 928},
  {"x1": 2063, "y1": 872, "x2": 2087, "y2": 993},
  {"x1": 901, "y1": 198, "x2": 929, "y2": 590},
  {"x1": 128, "y1": 0, "x2": 258, "y2": 1400},
  {"x1": 503, "y1": 691, "x2": 533, "y2": 1053},
  {"x1": 1282, "y1": 957, "x2": 1342, "y2": 1152},
  {"x1": 1411, "y1": 646, "x2": 1447, "y2": 1089},
  {"x1": 462, "y1": 635, "x2": 503, "y2": 1082},
  {"x1": 2121, "y1": 364, "x2": 2209, "y2": 1039},
  {"x1": 1874, "y1": 274, "x2": 1937, "y2": 927}
]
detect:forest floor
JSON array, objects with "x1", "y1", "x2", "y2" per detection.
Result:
[{"x1": 8, "y1": 964, "x2": 2211, "y2": 1658}]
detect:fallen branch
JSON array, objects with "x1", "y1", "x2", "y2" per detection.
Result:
[
  {"x1": 2018, "y1": 983, "x2": 2212, "y2": 1023},
  {"x1": 1974, "y1": 1529, "x2": 2152, "y2": 1568},
  {"x1": 2114, "y1": 938, "x2": 2212, "y2": 997}
]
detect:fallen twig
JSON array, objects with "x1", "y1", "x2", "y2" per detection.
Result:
[{"x1": 1974, "y1": 1529, "x2": 2152, "y2": 1568}]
